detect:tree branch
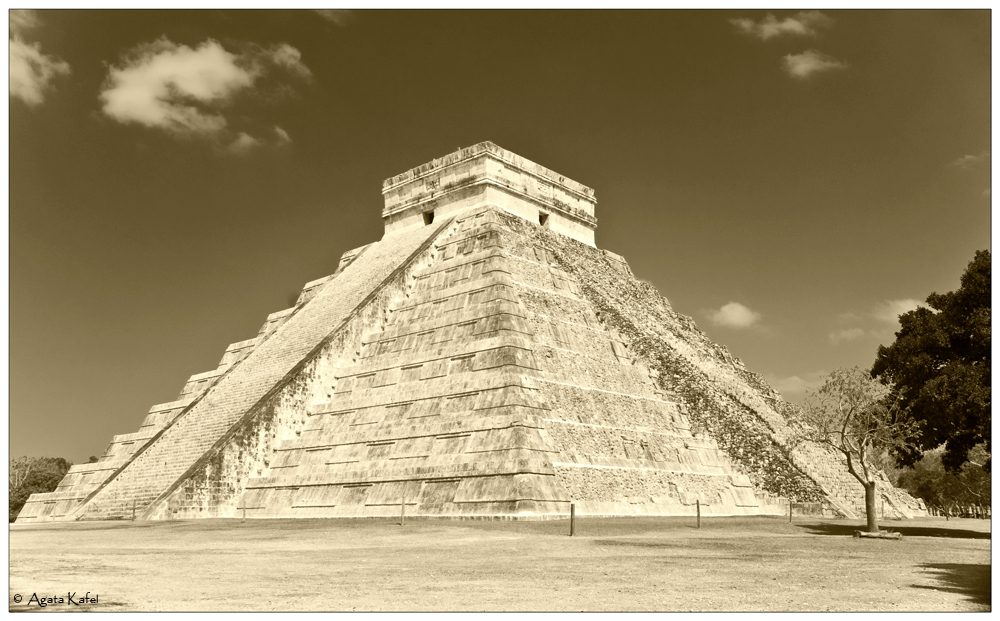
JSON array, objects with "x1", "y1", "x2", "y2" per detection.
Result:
[{"x1": 844, "y1": 451, "x2": 866, "y2": 486}]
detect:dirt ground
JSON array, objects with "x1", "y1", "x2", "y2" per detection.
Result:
[{"x1": 8, "y1": 515, "x2": 990, "y2": 612}]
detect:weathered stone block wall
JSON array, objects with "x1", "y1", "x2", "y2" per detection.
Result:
[
  {"x1": 555, "y1": 466, "x2": 755, "y2": 506},
  {"x1": 518, "y1": 212, "x2": 923, "y2": 517},
  {"x1": 381, "y1": 142, "x2": 597, "y2": 246},
  {"x1": 496, "y1": 215, "x2": 768, "y2": 516},
  {"x1": 67, "y1": 219, "x2": 449, "y2": 522},
  {"x1": 241, "y1": 209, "x2": 574, "y2": 519},
  {"x1": 665, "y1": 364, "x2": 827, "y2": 502},
  {"x1": 149, "y1": 217, "x2": 495, "y2": 519},
  {"x1": 17, "y1": 267, "x2": 318, "y2": 523},
  {"x1": 151, "y1": 347, "x2": 337, "y2": 519},
  {"x1": 22, "y1": 141, "x2": 927, "y2": 523}
]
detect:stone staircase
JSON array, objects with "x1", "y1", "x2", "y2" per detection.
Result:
[{"x1": 17, "y1": 220, "x2": 448, "y2": 523}]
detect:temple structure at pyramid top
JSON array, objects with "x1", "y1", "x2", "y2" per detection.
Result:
[
  {"x1": 382, "y1": 141, "x2": 598, "y2": 246},
  {"x1": 16, "y1": 142, "x2": 926, "y2": 524}
]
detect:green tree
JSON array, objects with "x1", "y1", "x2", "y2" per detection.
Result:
[
  {"x1": 796, "y1": 367, "x2": 921, "y2": 533},
  {"x1": 872, "y1": 250, "x2": 990, "y2": 472},
  {"x1": 9, "y1": 456, "x2": 72, "y2": 522},
  {"x1": 897, "y1": 444, "x2": 991, "y2": 512}
]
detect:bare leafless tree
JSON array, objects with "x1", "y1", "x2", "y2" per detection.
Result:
[
  {"x1": 9, "y1": 456, "x2": 33, "y2": 493},
  {"x1": 796, "y1": 367, "x2": 921, "y2": 533}
]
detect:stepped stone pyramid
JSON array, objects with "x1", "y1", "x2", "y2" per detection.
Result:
[{"x1": 17, "y1": 142, "x2": 926, "y2": 523}]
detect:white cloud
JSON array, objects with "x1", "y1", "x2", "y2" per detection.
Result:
[
  {"x1": 227, "y1": 132, "x2": 261, "y2": 155},
  {"x1": 765, "y1": 371, "x2": 826, "y2": 402},
  {"x1": 100, "y1": 37, "x2": 310, "y2": 144},
  {"x1": 782, "y1": 50, "x2": 847, "y2": 80},
  {"x1": 265, "y1": 43, "x2": 312, "y2": 80},
  {"x1": 828, "y1": 327, "x2": 865, "y2": 343},
  {"x1": 9, "y1": 11, "x2": 70, "y2": 107},
  {"x1": 10, "y1": 38, "x2": 71, "y2": 106},
  {"x1": 9, "y1": 9, "x2": 40, "y2": 36},
  {"x1": 226, "y1": 126, "x2": 297, "y2": 155},
  {"x1": 730, "y1": 11, "x2": 833, "y2": 40},
  {"x1": 834, "y1": 299, "x2": 928, "y2": 345},
  {"x1": 948, "y1": 151, "x2": 990, "y2": 170},
  {"x1": 708, "y1": 302, "x2": 762, "y2": 329},
  {"x1": 314, "y1": 10, "x2": 352, "y2": 26},
  {"x1": 100, "y1": 39, "x2": 252, "y2": 135},
  {"x1": 871, "y1": 298, "x2": 924, "y2": 324}
]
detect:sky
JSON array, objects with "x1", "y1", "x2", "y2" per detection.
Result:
[{"x1": 9, "y1": 9, "x2": 991, "y2": 463}]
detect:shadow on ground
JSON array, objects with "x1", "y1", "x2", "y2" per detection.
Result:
[
  {"x1": 795, "y1": 522, "x2": 990, "y2": 540},
  {"x1": 912, "y1": 563, "x2": 991, "y2": 607}
]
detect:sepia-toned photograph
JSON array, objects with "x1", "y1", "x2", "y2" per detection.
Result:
[{"x1": 9, "y1": 8, "x2": 990, "y2": 612}]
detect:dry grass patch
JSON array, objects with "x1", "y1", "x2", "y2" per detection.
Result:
[{"x1": 9, "y1": 515, "x2": 990, "y2": 612}]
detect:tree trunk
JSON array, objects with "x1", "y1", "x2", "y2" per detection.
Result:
[{"x1": 864, "y1": 482, "x2": 879, "y2": 533}]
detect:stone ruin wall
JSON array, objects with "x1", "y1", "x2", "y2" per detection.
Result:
[
  {"x1": 21, "y1": 204, "x2": 921, "y2": 523},
  {"x1": 129, "y1": 206, "x2": 916, "y2": 521},
  {"x1": 382, "y1": 141, "x2": 598, "y2": 247},
  {"x1": 513, "y1": 212, "x2": 924, "y2": 518},
  {"x1": 241, "y1": 209, "x2": 570, "y2": 518},
  {"x1": 14, "y1": 243, "x2": 365, "y2": 523},
  {"x1": 17, "y1": 143, "x2": 925, "y2": 524},
  {"x1": 215, "y1": 207, "x2": 763, "y2": 519},
  {"x1": 56, "y1": 218, "x2": 448, "y2": 522},
  {"x1": 493, "y1": 213, "x2": 765, "y2": 515},
  {"x1": 145, "y1": 218, "x2": 463, "y2": 520}
]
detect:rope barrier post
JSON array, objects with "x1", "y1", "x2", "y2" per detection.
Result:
[
  {"x1": 570, "y1": 503, "x2": 575, "y2": 537},
  {"x1": 696, "y1": 499, "x2": 701, "y2": 529},
  {"x1": 400, "y1": 497, "x2": 406, "y2": 527}
]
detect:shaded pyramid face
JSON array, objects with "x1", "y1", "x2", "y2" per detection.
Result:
[{"x1": 17, "y1": 142, "x2": 925, "y2": 523}]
